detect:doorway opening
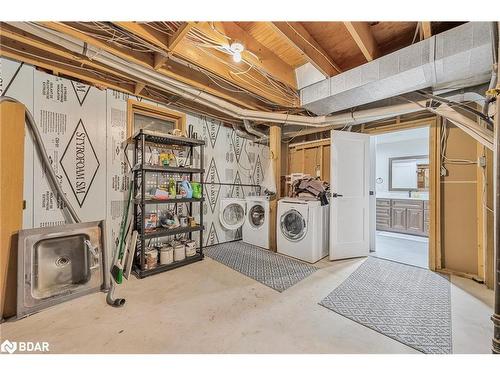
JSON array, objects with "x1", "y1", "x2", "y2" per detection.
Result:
[{"x1": 370, "y1": 127, "x2": 430, "y2": 268}]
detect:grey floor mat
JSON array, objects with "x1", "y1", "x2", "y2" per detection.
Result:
[
  {"x1": 319, "y1": 257, "x2": 452, "y2": 354},
  {"x1": 205, "y1": 241, "x2": 318, "y2": 292}
]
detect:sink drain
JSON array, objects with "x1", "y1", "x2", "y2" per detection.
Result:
[{"x1": 55, "y1": 256, "x2": 71, "y2": 267}]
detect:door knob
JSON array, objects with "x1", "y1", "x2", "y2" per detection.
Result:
[{"x1": 332, "y1": 193, "x2": 343, "y2": 198}]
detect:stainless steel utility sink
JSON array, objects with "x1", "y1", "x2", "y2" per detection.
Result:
[{"x1": 17, "y1": 221, "x2": 109, "y2": 319}]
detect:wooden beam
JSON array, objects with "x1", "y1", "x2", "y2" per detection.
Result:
[
  {"x1": 269, "y1": 125, "x2": 282, "y2": 252},
  {"x1": 169, "y1": 22, "x2": 194, "y2": 51},
  {"x1": 421, "y1": 22, "x2": 432, "y2": 39},
  {"x1": 135, "y1": 82, "x2": 146, "y2": 95},
  {"x1": 343, "y1": 22, "x2": 380, "y2": 61},
  {"x1": 214, "y1": 22, "x2": 297, "y2": 88},
  {"x1": 153, "y1": 52, "x2": 168, "y2": 70},
  {"x1": 0, "y1": 44, "x2": 136, "y2": 94},
  {"x1": 41, "y1": 22, "x2": 155, "y2": 68},
  {"x1": 0, "y1": 24, "x2": 139, "y2": 86},
  {"x1": 114, "y1": 22, "x2": 170, "y2": 51},
  {"x1": 0, "y1": 101, "x2": 25, "y2": 319},
  {"x1": 270, "y1": 22, "x2": 341, "y2": 77}
]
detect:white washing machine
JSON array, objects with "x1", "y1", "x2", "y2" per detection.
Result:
[
  {"x1": 219, "y1": 198, "x2": 246, "y2": 231},
  {"x1": 277, "y1": 198, "x2": 329, "y2": 263},
  {"x1": 243, "y1": 196, "x2": 270, "y2": 249}
]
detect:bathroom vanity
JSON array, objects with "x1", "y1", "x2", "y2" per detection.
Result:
[{"x1": 376, "y1": 198, "x2": 429, "y2": 237}]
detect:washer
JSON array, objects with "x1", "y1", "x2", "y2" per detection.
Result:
[
  {"x1": 277, "y1": 198, "x2": 329, "y2": 263},
  {"x1": 243, "y1": 196, "x2": 270, "y2": 249},
  {"x1": 219, "y1": 198, "x2": 246, "y2": 231}
]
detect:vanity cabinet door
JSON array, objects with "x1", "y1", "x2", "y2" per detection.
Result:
[
  {"x1": 376, "y1": 199, "x2": 391, "y2": 230},
  {"x1": 406, "y1": 208, "x2": 424, "y2": 234},
  {"x1": 391, "y1": 207, "x2": 407, "y2": 231}
]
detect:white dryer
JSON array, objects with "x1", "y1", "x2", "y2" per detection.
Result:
[
  {"x1": 243, "y1": 196, "x2": 270, "y2": 249},
  {"x1": 277, "y1": 198, "x2": 329, "y2": 263},
  {"x1": 219, "y1": 198, "x2": 246, "y2": 231}
]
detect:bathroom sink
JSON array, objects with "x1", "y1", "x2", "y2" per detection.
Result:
[{"x1": 17, "y1": 221, "x2": 109, "y2": 319}]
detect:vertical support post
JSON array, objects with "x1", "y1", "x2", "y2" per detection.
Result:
[
  {"x1": 269, "y1": 125, "x2": 281, "y2": 252},
  {"x1": 0, "y1": 101, "x2": 25, "y2": 320},
  {"x1": 200, "y1": 143, "x2": 204, "y2": 256},
  {"x1": 492, "y1": 22, "x2": 500, "y2": 354}
]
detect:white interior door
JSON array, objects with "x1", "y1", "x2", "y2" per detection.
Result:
[
  {"x1": 369, "y1": 136, "x2": 377, "y2": 252},
  {"x1": 330, "y1": 130, "x2": 370, "y2": 260}
]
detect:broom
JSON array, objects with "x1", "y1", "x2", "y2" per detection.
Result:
[{"x1": 111, "y1": 180, "x2": 133, "y2": 284}]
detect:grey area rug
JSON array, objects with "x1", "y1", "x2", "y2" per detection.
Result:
[
  {"x1": 204, "y1": 241, "x2": 318, "y2": 292},
  {"x1": 319, "y1": 257, "x2": 452, "y2": 354}
]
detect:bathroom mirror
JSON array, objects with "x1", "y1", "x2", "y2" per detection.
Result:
[{"x1": 389, "y1": 155, "x2": 429, "y2": 191}]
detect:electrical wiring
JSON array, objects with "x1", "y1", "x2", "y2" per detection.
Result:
[
  {"x1": 440, "y1": 119, "x2": 477, "y2": 165},
  {"x1": 145, "y1": 22, "x2": 174, "y2": 37},
  {"x1": 186, "y1": 25, "x2": 299, "y2": 104},
  {"x1": 411, "y1": 22, "x2": 421, "y2": 44},
  {"x1": 210, "y1": 22, "x2": 231, "y2": 41},
  {"x1": 2, "y1": 44, "x2": 136, "y2": 86}
]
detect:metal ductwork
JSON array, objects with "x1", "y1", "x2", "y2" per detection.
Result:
[{"x1": 301, "y1": 22, "x2": 495, "y2": 115}]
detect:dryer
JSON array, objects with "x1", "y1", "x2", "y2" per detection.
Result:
[
  {"x1": 243, "y1": 196, "x2": 270, "y2": 249},
  {"x1": 277, "y1": 198, "x2": 329, "y2": 263},
  {"x1": 219, "y1": 198, "x2": 246, "y2": 231}
]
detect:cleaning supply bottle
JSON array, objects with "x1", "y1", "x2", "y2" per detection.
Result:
[
  {"x1": 169, "y1": 177, "x2": 176, "y2": 197},
  {"x1": 191, "y1": 182, "x2": 202, "y2": 199},
  {"x1": 181, "y1": 177, "x2": 193, "y2": 198}
]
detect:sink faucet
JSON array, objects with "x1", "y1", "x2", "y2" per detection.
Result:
[
  {"x1": 408, "y1": 190, "x2": 412, "y2": 198},
  {"x1": 84, "y1": 240, "x2": 100, "y2": 270}
]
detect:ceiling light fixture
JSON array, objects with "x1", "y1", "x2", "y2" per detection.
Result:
[{"x1": 229, "y1": 41, "x2": 244, "y2": 63}]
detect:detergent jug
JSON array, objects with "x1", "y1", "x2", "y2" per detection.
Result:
[{"x1": 181, "y1": 178, "x2": 193, "y2": 198}]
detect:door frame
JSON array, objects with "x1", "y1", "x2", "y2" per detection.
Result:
[{"x1": 363, "y1": 117, "x2": 439, "y2": 270}]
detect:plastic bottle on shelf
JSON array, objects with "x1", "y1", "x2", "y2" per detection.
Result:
[
  {"x1": 169, "y1": 177, "x2": 176, "y2": 197},
  {"x1": 181, "y1": 176, "x2": 193, "y2": 198}
]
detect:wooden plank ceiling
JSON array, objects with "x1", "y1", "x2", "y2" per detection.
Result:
[{"x1": 0, "y1": 21, "x2": 463, "y2": 122}]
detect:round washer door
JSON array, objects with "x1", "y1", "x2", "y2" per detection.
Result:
[
  {"x1": 248, "y1": 204, "x2": 265, "y2": 228},
  {"x1": 220, "y1": 202, "x2": 246, "y2": 230},
  {"x1": 280, "y1": 209, "x2": 307, "y2": 242}
]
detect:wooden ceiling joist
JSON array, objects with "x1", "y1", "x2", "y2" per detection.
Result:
[
  {"x1": 343, "y1": 22, "x2": 380, "y2": 61},
  {"x1": 135, "y1": 82, "x2": 146, "y2": 95},
  {"x1": 169, "y1": 22, "x2": 194, "y2": 51},
  {"x1": 269, "y1": 22, "x2": 342, "y2": 77},
  {"x1": 421, "y1": 22, "x2": 432, "y2": 39}
]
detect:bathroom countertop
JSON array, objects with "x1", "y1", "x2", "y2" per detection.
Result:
[{"x1": 376, "y1": 194, "x2": 429, "y2": 201}]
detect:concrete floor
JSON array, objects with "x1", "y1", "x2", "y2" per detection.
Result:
[
  {"x1": 372, "y1": 231, "x2": 429, "y2": 268},
  {"x1": 0, "y1": 252, "x2": 494, "y2": 354}
]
